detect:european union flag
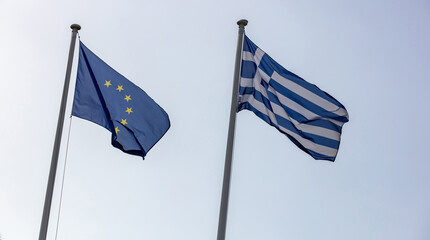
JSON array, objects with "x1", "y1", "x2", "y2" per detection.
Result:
[{"x1": 72, "y1": 42, "x2": 170, "y2": 158}]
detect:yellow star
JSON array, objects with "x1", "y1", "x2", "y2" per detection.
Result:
[
  {"x1": 124, "y1": 95, "x2": 131, "y2": 102},
  {"x1": 125, "y1": 107, "x2": 133, "y2": 114},
  {"x1": 121, "y1": 119, "x2": 127, "y2": 125},
  {"x1": 115, "y1": 126, "x2": 120, "y2": 133},
  {"x1": 104, "y1": 80, "x2": 112, "y2": 87},
  {"x1": 116, "y1": 85, "x2": 124, "y2": 92}
]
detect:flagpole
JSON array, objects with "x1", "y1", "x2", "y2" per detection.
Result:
[
  {"x1": 39, "y1": 24, "x2": 81, "y2": 240},
  {"x1": 217, "y1": 19, "x2": 247, "y2": 240}
]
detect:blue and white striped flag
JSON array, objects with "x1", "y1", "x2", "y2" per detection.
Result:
[{"x1": 238, "y1": 35, "x2": 349, "y2": 161}]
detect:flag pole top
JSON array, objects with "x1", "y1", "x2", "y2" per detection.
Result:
[
  {"x1": 237, "y1": 19, "x2": 248, "y2": 28},
  {"x1": 70, "y1": 24, "x2": 81, "y2": 31}
]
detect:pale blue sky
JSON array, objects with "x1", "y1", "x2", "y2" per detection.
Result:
[{"x1": 1, "y1": 0, "x2": 429, "y2": 239}]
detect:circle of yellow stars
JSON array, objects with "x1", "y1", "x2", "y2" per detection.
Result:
[{"x1": 104, "y1": 80, "x2": 133, "y2": 134}]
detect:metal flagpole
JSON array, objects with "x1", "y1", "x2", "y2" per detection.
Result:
[
  {"x1": 39, "y1": 23, "x2": 81, "y2": 240},
  {"x1": 217, "y1": 19, "x2": 247, "y2": 240}
]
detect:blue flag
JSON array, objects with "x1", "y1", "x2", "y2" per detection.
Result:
[
  {"x1": 72, "y1": 42, "x2": 170, "y2": 158},
  {"x1": 239, "y1": 35, "x2": 348, "y2": 161}
]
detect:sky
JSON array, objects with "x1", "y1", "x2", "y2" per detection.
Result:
[{"x1": 1, "y1": 0, "x2": 430, "y2": 239}]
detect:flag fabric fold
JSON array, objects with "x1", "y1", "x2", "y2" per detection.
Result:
[
  {"x1": 72, "y1": 42, "x2": 170, "y2": 158},
  {"x1": 238, "y1": 35, "x2": 349, "y2": 161}
]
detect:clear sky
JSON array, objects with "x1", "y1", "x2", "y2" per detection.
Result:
[{"x1": 1, "y1": 0, "x2": 430, "y2": 239}]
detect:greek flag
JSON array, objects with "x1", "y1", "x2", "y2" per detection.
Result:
[{"x1": 238, "y1": 35, "x2": 349, "y2": 161}]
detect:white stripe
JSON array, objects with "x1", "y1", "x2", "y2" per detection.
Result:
[
  {"x1": 270, "y1": 102, "x2": 341, "y2": 141},
  {"x1": 266, "y1": 86, "x2": 344, "y2": 127},
  {"x1": 254, "y1": 48, "x2": 265, "y2": 66},
  {"x1": 242, "y1": 94, "x2": 338, "y2": 157},
  {"x1": 242, "y1": 51, "x2": 254, "y2": 61},
  {"x1": 240, "y1": 75, "x2": 343, "y2": 127},
  {"x1": 241, "y1": 90, "x2": 341, "y2": 141},
  {"x1": 290, "y1": 118, "x2": 340, "y2": 141},
  {"x1": 240, "y1": 77, "x2": 254, "y2": 87},
  {"x1": 271, "y1": 71, "x2": 348, "y2": 116},
  {"x1": 240, "y1": 74, "x2": 344, "y2": 127},
  {"x1": 279, "y1": 124, "x2": 338, "y2": 157},
  {"x1": 243, "y1": 91, "x2": 278, "y2": 126},
  {"x1": 259, "y1": 67, "x2": 271, "y2": 83}
]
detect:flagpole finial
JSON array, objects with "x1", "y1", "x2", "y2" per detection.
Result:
[
  {"x1": 70, "y1": 24, "x2": 81, "y2": 31},
  {"x1": 237, "y1": 19, "x2": 248, "y2": 28}
]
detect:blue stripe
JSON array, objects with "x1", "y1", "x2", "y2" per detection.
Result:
[
  {"x1": 238, "y1": 102, "x2": 273, "y2": 128},
  {"x1": 266, "y1": 88, "x2": 343, "y2": 132},
  {"x1": 241, "y1": 85, "x2": 309, "y2": 123},
  {"x1": 306, "y1": 118, "x2": 342, "y2": 133},
  {"x1": 259, "y1": 52, "x2": 345, "y2": 109},
  {"x1": 243, "y1": 35, "x2": 258, "y2": 54},
  {"x1": 239, "y1": 86, "x2": 253, "y2": 95},
  {"x1": 260, "y1": 79, "x2": 308, "y2": 123},
  {"x1": 266, "y1": 89, "x2": 308, "y2": 123},
  {"x1": 307, "y1": 149, "x2": 336, "y2": 161},
  {"x1": 241, "y1": 60, "x2": 257, "y2": 78},
  {"x1": 257, "y1": 56, "x2": 274, "y2": 77},
  {"x1": 238, "y1": 102, "x2": 337, "y2": 160},
  {"x1": 240, "y1": 86, "x2": 342, "y2": 133},
  {"x1": 275, "y1": 114, "x2": 340, "y2": 149},
  {"x1": 239, "y1": 88, "x2": 340, "y2": 149},
  {"x1": 269, "y1": 79, "x2": 349, "y2": 123},
  {"x1": 251, "y1": 87, "x2": 274, "y2": 113}
]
